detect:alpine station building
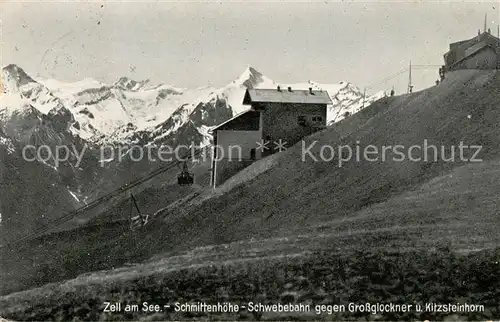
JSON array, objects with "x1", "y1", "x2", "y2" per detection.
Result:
[
  {"x1": 443, "y1": 29, "x2": 500, "y2": 72},
  {"x1": 210, "y1": 86, "x2": 332, "y2": 188}
]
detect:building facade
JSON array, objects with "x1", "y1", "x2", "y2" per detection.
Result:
[{"x1": 210, "y1": 86, "x2": 332, "y2": 188}]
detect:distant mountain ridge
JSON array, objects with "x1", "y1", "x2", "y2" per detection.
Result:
[{"x1": 1, "y1": 64, "x2": 385, "y2": 148}]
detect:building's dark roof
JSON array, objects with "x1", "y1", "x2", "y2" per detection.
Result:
[
  {"x1": 210, "y1": 109, "x2": 261, "y2": 132},
  {"x1": 449, "y1": 39, "x2": 473, "y2": 51},
  {"x1": 465, "y1": 41, "x2": 497, "y2": 57},
  {"x1": 445, "y1": 32, "x2": 500, "y2": 58},
  {"x1": 449, "y1": 37, "x2": 477, "y2": 52},
  {"x1": 443, "y1": 32, "x2": 500, "y2": 69},
  {"x1": 242, "y1": 88, "x2": 333, "y2": 105}
]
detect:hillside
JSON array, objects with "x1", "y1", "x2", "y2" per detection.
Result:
[{"x1": 148, "y1": 69, "x2": 500, "y2": 250}]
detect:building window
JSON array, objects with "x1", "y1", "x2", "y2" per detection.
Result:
[
  {"x1": 250, "y1": 148, "x2": 256, "y2": 160},
  {"x1": 298, "y1": 115, "x2": 306, "y2": 126},
  {"x1": 312, "y1": 115, "x2": 323, "y2": 122}
]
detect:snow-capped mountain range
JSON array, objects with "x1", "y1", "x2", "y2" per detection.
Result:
[{"x1": 1, "y1": 64, "x2": 385, "y2": 149}]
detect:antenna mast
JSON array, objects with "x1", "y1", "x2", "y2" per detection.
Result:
[
  {"x1": 407, "y1": 61, "x2": 413, "y2": 93},
  {"x1": 362, "y1": 87, "x2": 366, "y2": 109},
  {"x1": 484, "y1": 13, "x2": 487, "y2": 33}
]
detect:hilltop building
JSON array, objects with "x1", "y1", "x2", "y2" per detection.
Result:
[
  {"x1": 442, "y1": 26, "x2": 500, "y2": 72},
  {"x1": 210, "y1": 86, "x2": 332, "y2": 188}
]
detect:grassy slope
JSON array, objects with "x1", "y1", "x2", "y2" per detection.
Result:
[
  {"x1": 1, "y1": 70, "x2": 500, "y2": 319},
  {"x1": 0, "y1": 183, "x2": 197, "y2": 295},
  {"x1": 1, "y1": 245, "x2": 499, "y2": 321}
]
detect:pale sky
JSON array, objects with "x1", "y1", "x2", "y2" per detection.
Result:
[{"x1": 2, "y1": 1, "x2": 500, "y2": 95}]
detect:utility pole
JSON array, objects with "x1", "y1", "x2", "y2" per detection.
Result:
[
  {"x1": 131, "y1": 193, "x2": 144, "y2": 225},
  {"x1": 129, "y1": 193, "x2": 144, "y2": 231},
  {"x1": 128, "y1": 193, "x2": 133, "y2": 231},
  {"x1": 407, "y1": 61, "x2": 413, "y2": 93}
]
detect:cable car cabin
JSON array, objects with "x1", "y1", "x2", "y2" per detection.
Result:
[
  {"x1": 177, "y1": 162, "x2": 194, "y2": 185},
  {"x1": 177, "y1": 172, "x2": 194, "y2": 185}
]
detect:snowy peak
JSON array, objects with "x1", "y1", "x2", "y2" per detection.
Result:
[
  {"x1": 234, "y1": 66, "x2": 268, "y2": 89},
  {"x1": 2, "y1": 64, "x2": 36, "y2": 88},
  {"x1": 2, "y1": 64, "x2": 37, "y2": 93},
  {"x1": 326, "y1": 82, "x2": 386, "y2": 123},
  {"x1": 1, "y1": 65, "x2": 65, "y2": 119},
  {"x1": 218, "y1": 66, "x2": 275, "y2": 115},
  {"x1": 113, "y1": 77, "x2": 151, "y2": 91},
  {"x1": 41, "y1": 78, "x2": 107, "y2": 97}
]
